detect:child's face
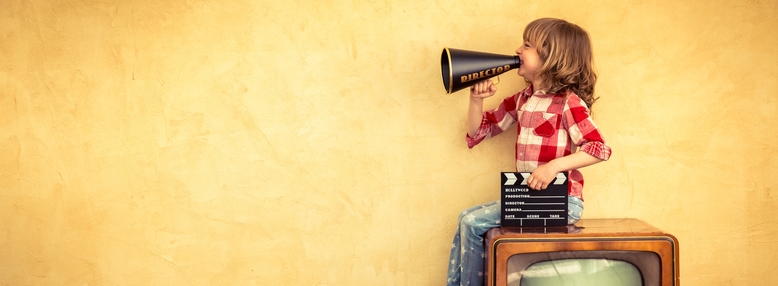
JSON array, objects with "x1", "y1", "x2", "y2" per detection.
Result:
[{"x1": 516, "y1": 40, "x2": 542, "y2": 84}]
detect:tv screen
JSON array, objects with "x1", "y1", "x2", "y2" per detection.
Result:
[
  {"x1": 506, "y1": 251, "x2": 660, "y2": 286},
  {"x1": 518, "y1": 259, "x2": 641, "y2": 286}
]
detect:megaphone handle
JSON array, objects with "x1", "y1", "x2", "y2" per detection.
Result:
[{"x1": 468, "y1": 76, "x2": 502, "y2": 93}]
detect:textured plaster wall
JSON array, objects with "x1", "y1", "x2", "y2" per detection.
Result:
[{"x1": 1, "y1": 0, "x2": 776, "y2": 285}]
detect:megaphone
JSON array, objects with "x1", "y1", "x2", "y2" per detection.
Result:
[{"x1": 440, "y1": 48, "x2": 521, "y2": 94}]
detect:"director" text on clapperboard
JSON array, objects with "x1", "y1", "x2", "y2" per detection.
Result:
[{"x1": 501, "y1": 172, "x2": 568, "y2": 227}]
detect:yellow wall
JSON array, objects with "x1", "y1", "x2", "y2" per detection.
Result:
[{"x1": 1, "y1": 0, "x2": 776, "y2": 285}]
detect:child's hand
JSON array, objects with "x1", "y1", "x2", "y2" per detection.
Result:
[
  {"x1": 470, "y1": 79, "x2": 497, "y2": 99},
  {"x1": 527, "y1": 163, "x2": 560, "y2": 190}
]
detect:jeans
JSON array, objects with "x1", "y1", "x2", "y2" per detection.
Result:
[{"x1": 445, "y1": 196, "x2": 584, "y2": 286}]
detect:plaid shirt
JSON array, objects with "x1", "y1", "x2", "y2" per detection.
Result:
[{"x1": 466, "y1": 86, "x2": 612, "y2": 199}]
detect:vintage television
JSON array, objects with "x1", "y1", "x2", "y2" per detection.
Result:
[{"x1": 485, "y1": 218, "x2": 679, "y2": 286}]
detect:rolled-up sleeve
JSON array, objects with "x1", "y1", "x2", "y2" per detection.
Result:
[
  {"x1": 466, "y1": 115, "x2": 491, "y2": 149},
  {"x1": 563, "y1": 96, "x2": 612, "y2": 161},
  {"x1": 579, "y1": 141, "x2": 611, "y2": 161},
  {"x1": 465, "y1": 93, "x2": 521, "y2": 149}
]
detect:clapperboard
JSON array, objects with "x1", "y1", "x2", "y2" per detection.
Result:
[{"x1": 500, "y1": 172, "x2": 568, "y2": 227}]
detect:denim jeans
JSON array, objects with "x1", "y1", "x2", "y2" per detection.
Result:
[{"x1": 445, "y1": 196, "x2": 583, "y2": 286}]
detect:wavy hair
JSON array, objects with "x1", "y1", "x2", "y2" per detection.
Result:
[{"x1": 523, "y1": 18, "x2": 598, "y2": 108}]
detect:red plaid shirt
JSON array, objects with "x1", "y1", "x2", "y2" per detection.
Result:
[{"x1": 466, "y1": 86, "x2": 612, "y2": 199}]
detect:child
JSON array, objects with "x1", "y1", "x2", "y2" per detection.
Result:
[{"x1": 446, "y1": 18, "x2": 612, "y2": 286}]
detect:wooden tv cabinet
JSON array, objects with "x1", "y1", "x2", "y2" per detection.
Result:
[{"x1": 484, "y1": 218, "x2": 680, "y2": 286}]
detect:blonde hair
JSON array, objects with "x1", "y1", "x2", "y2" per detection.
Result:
[{"x1": 523, "y1": 18, "x2": 598, "y2": 108}]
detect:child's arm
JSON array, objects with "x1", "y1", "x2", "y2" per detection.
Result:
[
  {"x1": 526, "y1": 152, "x2": 603, "y2": 190},
  {"x1": 467, "y1": 80, "x2": 497, "y2": 137}
]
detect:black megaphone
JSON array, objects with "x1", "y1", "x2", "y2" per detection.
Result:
[{"x1": 440, "y1": 48, "x2": 521, "y2": 94}]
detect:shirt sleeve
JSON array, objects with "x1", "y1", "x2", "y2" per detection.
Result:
[
  {"x1": 561, "y1": 94, "x2": 612, "y2": 161},
  {"x1": 466, "y1": 93, "x2": 522, "y2": 149}
]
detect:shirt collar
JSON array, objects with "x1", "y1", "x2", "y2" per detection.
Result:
[{"x1": 523, "y1": 85, "x2": 559, "y2": 98}]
